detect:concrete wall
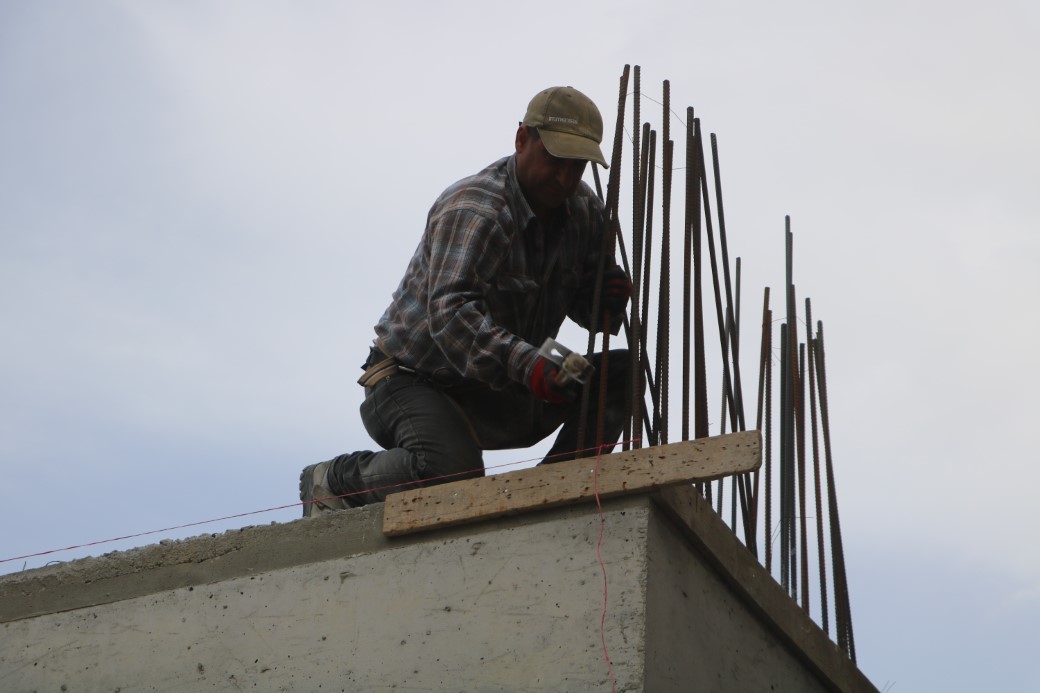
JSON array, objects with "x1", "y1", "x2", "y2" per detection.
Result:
[{"x1": 1, "y1": 489, "x2": 876, "y2": 692}]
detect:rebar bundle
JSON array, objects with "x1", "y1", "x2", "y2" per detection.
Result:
[{"x1": 582, "y1": 65, "x2": 857, "y2": 664}]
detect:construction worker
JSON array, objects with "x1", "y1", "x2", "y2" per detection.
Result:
[{"x1": 300, "y1": 86, "x2": 631, "y2": 515}]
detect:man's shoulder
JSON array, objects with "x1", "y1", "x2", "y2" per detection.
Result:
[{"x1": 432, "y1": 156, "x2": 515, "y2": 220}]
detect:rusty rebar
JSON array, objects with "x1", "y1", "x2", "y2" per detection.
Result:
[
  {"x1": 654, "y1": 80, "x2": 672, "y2": 445},
  {"x1": 816, "y1": 321, "x2": 856, "y2": 663},
  {"x1": 711, "y1": 133, "x2": 746, "y2": 432},
  {"x1": 696, "y1": 121, "x2": 739, "y2": 432},
  {"x1": 629, "y1": 119, "x2": 650, "y2": 451},
  {"x1": 655, "y1": 136, "x2": 673, "y2": 445},
  {"x1": 641, "y1": 130, "x2": 659, "y2": 444},
  {"x1": 806, "y1": 299, "x2": 830, "y2": 636},
  {"x1": 798, "y1": 342, "x2": 810, "y2": 613},
  {"x1": 623, "y1": 66, "x2": 642, "y2": 452},
  {"x1": 577, "y1": 64, "x2": 629, "y2": 455},
  {"x1": 682, "y1": 110, "x2": 694, "y2": 443}
]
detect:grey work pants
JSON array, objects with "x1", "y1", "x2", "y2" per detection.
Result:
[{"x1": 326, "y1": 349, "x2": 630, "y2": 507}]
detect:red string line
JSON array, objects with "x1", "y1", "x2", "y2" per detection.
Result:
[
  {"x1": 594, "y1": 443, "x2": 617, "y2": 692},
  {"x1": 1, "y1": 438, "x2": 643, "y2": 566}
]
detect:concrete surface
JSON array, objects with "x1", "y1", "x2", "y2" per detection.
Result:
[{"x1": 1, "y1": 489, "x2": 877, "y2": 692}]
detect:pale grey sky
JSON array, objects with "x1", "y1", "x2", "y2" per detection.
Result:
[{"x1": 2, "y1": 2, "x2": 1038, "y2": 690}]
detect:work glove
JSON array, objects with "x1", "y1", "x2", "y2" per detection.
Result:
[
  {"x1": 528, "y1": 357, "x2": 577, "y2": 405},
  {"x1": 602, "y1": 265, "x2": 632, "y2": 315}
]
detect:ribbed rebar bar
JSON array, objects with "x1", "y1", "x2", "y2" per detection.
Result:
[
  {"x1": 798, "y1": 342, "x2": 810, "y2": 613},
  {"x1": 696, "y1": 121, "x2": 739, "y2": 431},
  {"x1": 577, "y1": 64, "x2": 629, "y2": 454},
  {"x1": 750, "y1": 287, "x2": 771, "y2": 562},
  {"x1": 764, "y1": 305, "x2": 774, "y2": 574},
  {"x1": 682, "y1": 111, "x2": 694, "y2": 443},
  {"x1": 624, "y1": 66, "x2": 642, "y2": 452},
  {"x1": 629, "y1": 120, "x2": 650, "y2": 451},
  {"x1": 655, "y1": 80, "x2": 672, "y2": 445},
  {"x1": 779, "y1": 321, "x2": 789, "y2": 592},
  {"x1": 816, "y1": 321, "x2": 856, "y2": 663},
  {"x1": 806, "y1": 299, "x2": 830, "y2": 636},
  {"x1": 655, "y1": 136, "x2": 673, "y2": 445},
  {"x1": 711, "y1": 134, "x2": 746, "y2": 432},
  {"x1": 641, "y1": 131, "x2": 659, "y2": 445}
]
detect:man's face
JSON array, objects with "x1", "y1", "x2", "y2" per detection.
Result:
[{"x1": 514, "y1": 125, "x2": 588, "y2": 218}]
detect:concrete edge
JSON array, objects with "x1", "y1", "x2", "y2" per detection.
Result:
[
  {"x1": 652, "y1": 486, "x2": 879, "y2": 693},
  {"x1": 0, "y1": 495, "x2": 645, "y2": 624}
]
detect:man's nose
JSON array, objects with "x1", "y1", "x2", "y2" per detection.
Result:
[{"x1": 556, "y1": 161, "x2": 584, "y2": 190}]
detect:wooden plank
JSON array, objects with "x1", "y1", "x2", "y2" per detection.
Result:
[{"x1": 382, "y1": 430, "x2": 761, "y2": 537}]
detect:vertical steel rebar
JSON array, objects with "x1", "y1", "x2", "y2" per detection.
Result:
[
  {"x1": 630, "y1": 121, "x2": 650, "y2": 451},
  {"x1": 779, "y1": 321, "x2": 789, "y2": 592},
  {"x1": 764, "y1": 305, "x2": 774, "y2": 574},
  {"x1": 595, "y1": 67, "x2": 857, "y2": 661},
  {"x1": 696, "y1": 122, "x2": 739, "y2": 432},
  {"x1": 711, "y1": 134, "x2": 746, "y2": 432},
  {"x1": 798, "y1": 342, "x2": 810, "y2": 613},
  {"x1": 641, "y1": 131, "x2": 659, "y2": 445},
  {"x1": 577, "y1": 65, "x2": 629, "y2": 455},
  {"x1": 682, "y1": 112, "x2": 694, "y2": 443},
  {"x1": 806, "y1": 299, "x2": 830, "y2": 636},
  {"x1": 750, "y1": 288, "x2": 771, "y2": 562},
  {"x1": 655, "y1": 81, "x2": 672, "y2": 445},
  {"x1": 816, "y1": 322, "x2": 856, "y2": 663},
  {"x1": 624, "y1": 66, "x2": 642, "y2": 452}
]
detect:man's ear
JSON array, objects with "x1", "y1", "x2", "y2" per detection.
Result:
[{"x1": 515, "y1": 123, "x2": 528, "y2": 154}]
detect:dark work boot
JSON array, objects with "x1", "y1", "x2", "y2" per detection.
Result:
[{"x1": 299, "y1": 461, "x2": 349, "y2": 517}]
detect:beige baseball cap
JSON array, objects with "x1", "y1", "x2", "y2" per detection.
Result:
[{"x1": 522, "y1": 86, "x2": 608, "y2": 168}]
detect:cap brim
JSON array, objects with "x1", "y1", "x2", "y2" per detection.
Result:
[{"x1": 539, "y1": 130, "x2": 608, "y2": 168}]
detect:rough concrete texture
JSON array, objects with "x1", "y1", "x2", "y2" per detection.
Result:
[
  {"x1": 644, "y1": 508, "x2": 828, "y2": 691},
  {"x1": 2, "y1": 499, "x2": 650, "y2": 691},
  {"x1": 1, "y1": 491, "x2": 876, "y2": 692}
]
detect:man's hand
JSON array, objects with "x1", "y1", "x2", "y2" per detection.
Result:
[
  {"x1": 602, "y1": 265, "x2": 632, "y2": 315},
  {"x1": 529, "y1": 357, "x2": 576, "y2": 405}
]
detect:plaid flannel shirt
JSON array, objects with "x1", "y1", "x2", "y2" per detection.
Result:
[{"x1": 374, "y1": 154, "x2": 617, "y2": 390}]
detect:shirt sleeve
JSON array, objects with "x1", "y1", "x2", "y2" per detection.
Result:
[{"x1": 425, "y1": 206, "x2": 540, "y2": 389}]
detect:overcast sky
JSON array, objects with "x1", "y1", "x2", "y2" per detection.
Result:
[{"x1": 2, "y1": 2, "x2": 1038, "y2": 690}]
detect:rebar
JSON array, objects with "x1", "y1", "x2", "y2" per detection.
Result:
[
  {"x1": 816, "y1": 322, "x2": 856, "y2": 663},
  {"x1": 654, "y1": 80, "x2": 672, "y2": 445},
  {"x1": 592, "y1": 67, "x2": 858, "y2": 661},
  {"x1": 798, "y1": 342, "x2": 810, "y2": 613},
  {"x1": 625, "y1": 66, "x2": 642, "y2": 452},
  {"x1": 577, "y1": 64, "x2": 629, "y2": 454},
  {"x1": 682, "y1": 111, "x2": 694, "y2": 443},
  {"x1": 711, "y1": 133, "x2": 746, "y2": 432},
  {"x1": 629, "y1": 120, "x2": 650, "y2": 450},
  {"x1": 806, "y1": 298, "x2": 830, "y2": 636}
]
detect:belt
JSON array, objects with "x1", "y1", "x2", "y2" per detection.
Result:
[
  {"x1": 357, "y1": 344, "x2": 417, "y2": 388},
  {"x1": 357, "y1": 356, "x2": 399, "y2": 388}
]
